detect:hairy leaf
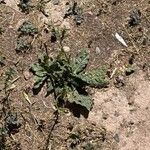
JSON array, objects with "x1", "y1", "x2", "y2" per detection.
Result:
[
  {"x1": 47, "y1": 78, "x2": 53, "y2": 93},
  {"x1": 18, "y1": 21, "x2": 38, "y2": 35},
  {"x1": 67, "y1": 89, "x2": 93, "y2": 111},
  {"x1": 31, "y1": 63, "x2": 47, "y2": 77},
  {"x1": 71, "y1": 50, "x2": 89, "y2": 74},
  {"x1": 33, "y1": 76, "x2": 46, "y2": 90},
  {"x1": 18, "y1": 0, "x2": 33, "y2": 13},
  {"x1": 79, "y1": 68, "x2": 108, "y2": 87}
]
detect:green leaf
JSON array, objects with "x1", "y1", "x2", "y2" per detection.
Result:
[
  {"x1": 33, "y1": 76, "x2": 46, "y2": 89},
  {"x1": 47, "y1": 78, "x2": 53, "y2": 93},
  {"x1": 71, "y1": 50, "x2": 89, "y2": 74},
  {"x1": 67, "y1": 89, "x2": 93, "y2": 111},
  {"x1": 18, "y1": 21, "x2": 38, "y2": 35},
  {"x1": 31, "y1": 63, "x2": 47, "y2": 77},
  {"x1": 79, "y1": 68, "x2": 108, "y2": 87}
]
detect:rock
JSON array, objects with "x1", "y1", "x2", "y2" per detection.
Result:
[
  {"x1": 51, "y1": 0, "x2": 59, "y2": 5},
  {"x1": 114, "y1": 133, "x2": 120, "y2": 143},
  {"x1": 102, "y1": 112, "x2": 108, "y2": 120},
  {"x1": 23, "y1": 70, "x2": 30, "y2": 80},
  {"x1": 95, "y1": 47, "x2": 101, "y2": 54},
  {"x1": 63, "y1": 46, "x2": 70, "y2": 52}
]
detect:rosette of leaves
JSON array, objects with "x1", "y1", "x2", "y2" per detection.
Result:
[
  {"x1": 18, "y1": 21, "x2": 38, "y2": 36},
  {"x1": 18, "y1": 0, "x2": 33, "y2": 13},
  {"x1": 16, "y1": 36, "x2": 32, "y2": 52},
  {"x1": 31, "y1": 50, "x2": 108, "y2": 111},
  {"x1": 16, "y1": 21, "x2": 38, "y2": 53},
  {"x1": 64, "y1": 1, "x2": 84, "y2": 25}
]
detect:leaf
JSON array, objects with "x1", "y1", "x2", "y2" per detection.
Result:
[
  {"x1": 69, "y1": 75, "x2": 87, "y2": 88},
  {"x1": 71, "y1": 50, "x2": 89, "y2": 74},
  {"x1": 67, "y1": 89, "x2": 93, "y2": 111},
  {"x1": 54, "y1": 85, "x2": 69, "y2": 100},
  {"x1": 79, "y1": 68, "x2": 108, "y2": 87},
  {"x1": 47, "y1": 78, "x2": 53, "y2": 93},
  {"x1": 33, "y1": 76, "x2": 46, "y2": 90},
  {"x1": 18, "y1": 21, "x2": 38, "y2": 35},
  {"x1": 31, "y1": 63, "x2": 47, "y2": 77}
]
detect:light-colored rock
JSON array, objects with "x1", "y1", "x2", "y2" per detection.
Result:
[
  {"x1": 63, "y1": 46, "x2": 70, "y2": 52},
  {"x1": 23, "y1": 70, "x2": 31, "y2": 80},
  {"x1": 95, "y1": 47, "x2": 101, "y2": 54}
]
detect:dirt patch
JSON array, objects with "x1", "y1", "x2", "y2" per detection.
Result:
[{"x1": 89, "y1": 71, "x2": 150, "y2": 150}]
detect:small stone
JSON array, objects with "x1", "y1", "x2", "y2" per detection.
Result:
[
  {"x1": 102, "y1": 112, "x2": 108, "y2": 120},
  {"x1": 114, "y1": 134, "x2": 120, "y2": 143},
  {"x1": 51, "y1": 0, "x2": 59, "y2": 5},
  {"x1": 23, "y1": 70, "x2": 30, "y2": 80},
  {"x1": 95, "y1": 47, "x2": 101, "y2": 54},
  {"x1": 128, "y1": 98, "x2": 134, "y2": 105},
  {"x1": 63, "y1": 46, "x2": 70, "y2": 52}
]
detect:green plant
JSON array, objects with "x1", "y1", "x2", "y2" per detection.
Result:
[
  {"x1": 82, "y1": 143, "x2": 94, "y2": 150},
  {"x1": 51, "y1": 27, "x2": 67, "y2": 43},
  {"x1": 36, "y1": 0, "x2": 48, "y2": 17},
  {"x1": 18, "y1": 0, "x2": 33, "y2": 13},
  {"x1": 16, "y1": 21, "x2": 38, "y2": 53},
  {"x1": 68, "y1": 133, "x2": 81, "y2": 148},
  {"x1": 5, "y1": 112, "x2": 21, "y2": 135},
  {"x1": 31, "y1": 49, "x2": 108, "y2": 111},
  {"x1": 0, "y1": 68, "x2": 21, "y2": 149},
  {"x1": 4, "y1": 68, "x2": 16, "y2": 93},
  {"x1": 18, "y1": 21, "x2": 38, "y2": 36},
  {"x1": 64, "y1": 1, "x2": 83, "y2": 25},
  {"x1": 16, "y1": 36, "x2": 32, "y2": 53},
  {"x1": 0, "y1": 112, "x2": 21, "y2": 150},
  {"x1": 0, "y1": 127, "x2": 7, "y2": 150}
]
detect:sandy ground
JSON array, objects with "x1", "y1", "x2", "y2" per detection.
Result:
[{"x1": 89, "y1": 71, "x2": 150, "y2": 150}]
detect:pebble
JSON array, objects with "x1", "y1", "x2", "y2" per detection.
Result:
[
  {"x1": 51, "y1": 0, "x2": 60, "y2": 5},
  {"x1": 114, "y1": 134, "x2": 120, "y2": 143},
  {"x1": 95, "y1": 47, "x2": 101, "y2": 54},
  {"x1": 63, "y1": 46, "x2": 70, "y2": 52},
  {"x1": 23, "y1": 70, "x2": 30, "y2": 80}
]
